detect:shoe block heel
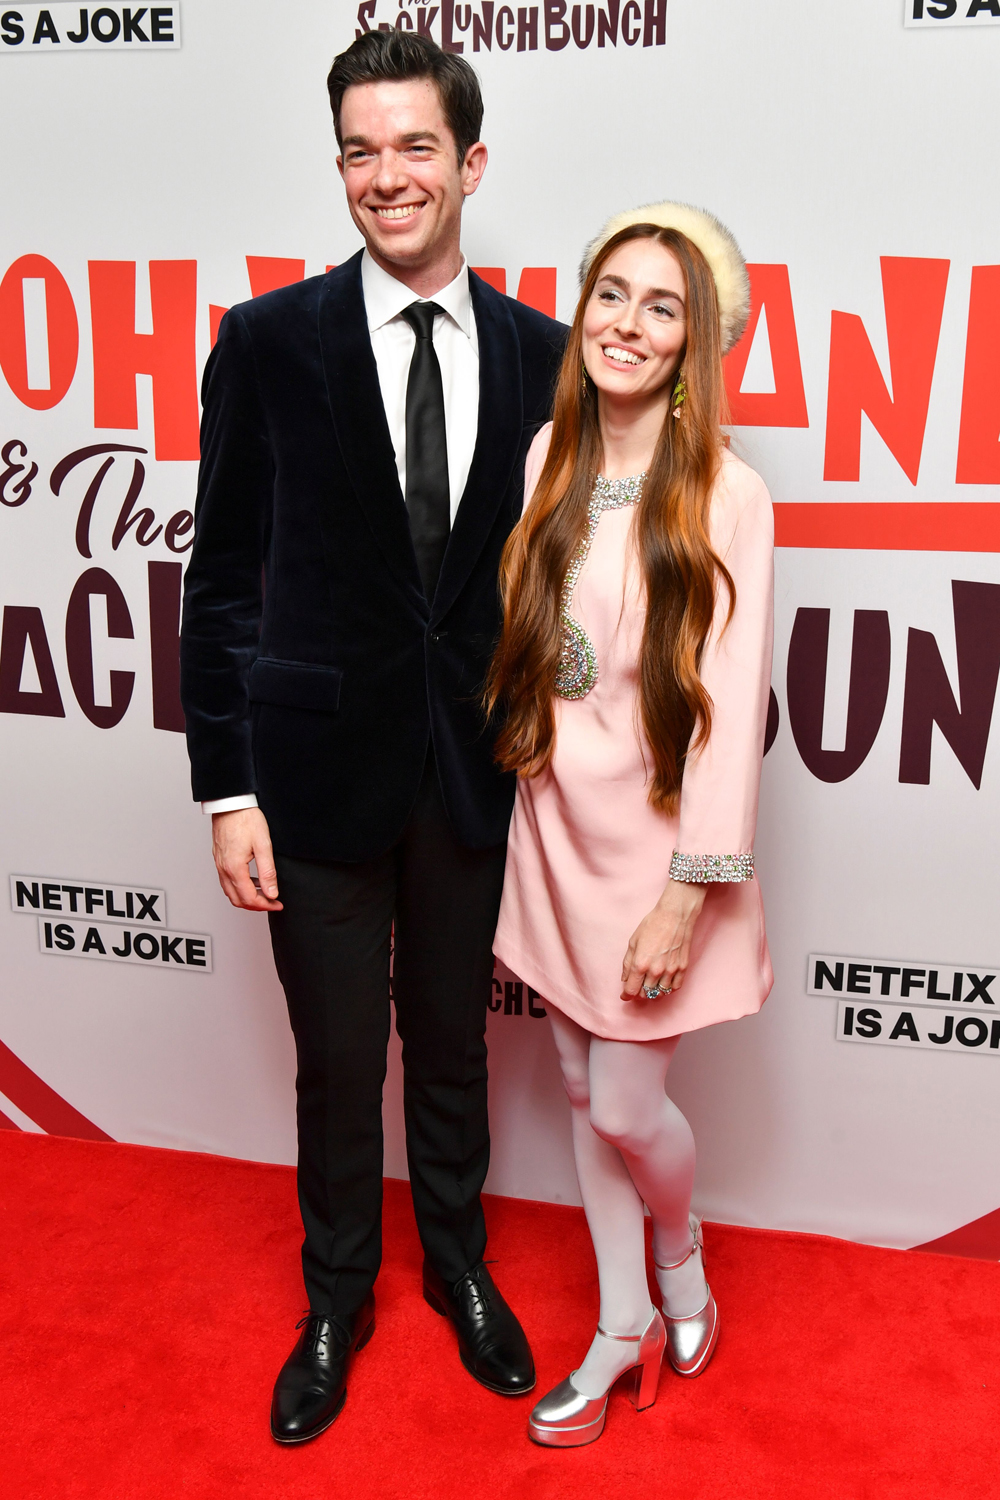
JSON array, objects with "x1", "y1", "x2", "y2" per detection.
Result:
[
  {"x1": 627, "y1": 1348, "x2": 663, "y2": 1413},
  {"x1": 423, "y1": 1287, "x2": 448, "y2": 1318},
  {"x1": 355, "y1": 1315, "x2": 376, "y2": 1352}
]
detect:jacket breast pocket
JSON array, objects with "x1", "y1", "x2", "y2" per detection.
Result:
[{"x1": 248, "y1": 658, "x2": 343, "y2": 713}]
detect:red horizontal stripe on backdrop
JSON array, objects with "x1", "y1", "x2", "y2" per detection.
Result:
[
  {"x1": 0, "y1": 1040, "x2": 113, "y2": 1142},
  {"x1": 773, "y1": 503, "x2": 1000, "y2": 552}
]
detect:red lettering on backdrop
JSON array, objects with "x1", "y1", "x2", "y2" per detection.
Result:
[
  {"x1": 823, "y1": 257, "x2": 949, "y2": 485},
  {"x1": 514, "y1": 268, "x2": 556, "y2": 317},
  {"x1": 0, "y1": 606, "x2": 65, "y2": 718},
  {"x1": 465, "y1": 267, "x2": 559, "y2": 314},
  {"x1": 0, "y1": 255, "x2": 79, "y2": 410},
  {"x1": 245, "y1": 257, "x2": 306, "y2": 298},
  {"x1": 210, "y1": 256, "x2": 307, "y2": 348},
  {"x1": 724, "y1": 265, "x2": 809, "y2": 427},
  {"x1": 956, "y1": 265, "x2": 1000, "y2": 484},
  {"x1": 899, "y1": 581, "x2": 1000, "y2": 789},
  {"x1": 210, "y1": 262, "x2": 553, "y2": 344},
  {"x1": 64, "y1": 567, "x2": 135, "y2": 729},
  {"x1": 89, "y1": 260, "x2": 199, "y2": 462}
]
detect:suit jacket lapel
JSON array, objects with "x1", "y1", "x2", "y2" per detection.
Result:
[
  {"x1": 317, "y1": 253, "x2": 426, "y2": 609},
  {"x1": 431, "y1": 273, "x2": 523, "y2": 623}
]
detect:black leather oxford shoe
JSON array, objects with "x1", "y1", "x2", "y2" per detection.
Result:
[
  {"x1": 423, "y1": 1260, "x2": 535, "y2": 1395},
  {"x1": 270, "y1": 1292, "x2": 376, "y2": 1444}
]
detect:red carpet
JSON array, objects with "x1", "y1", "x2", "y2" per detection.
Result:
[{"x1": 2, "y1": 1133, "x2": 998, "y2": 1500}]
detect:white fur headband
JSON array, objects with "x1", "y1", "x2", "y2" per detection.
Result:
[{"x1": 581, "y1": 201, "x2": 751, "y2": 354}]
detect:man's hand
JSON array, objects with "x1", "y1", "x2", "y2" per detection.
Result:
[
  {"x1": 211, "y1": 808, "x2": 283, "y2": 912},
  {"x1": 620, "y1": 879, "x2": 707, "y2": 1001}
]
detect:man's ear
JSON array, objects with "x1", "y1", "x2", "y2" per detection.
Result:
[
  {"x1": 336, "y1": 155, "x2": 345, "y2": 180},
  {"x1": 461, "y1": 141, "x2": 488, "y2": 198}
]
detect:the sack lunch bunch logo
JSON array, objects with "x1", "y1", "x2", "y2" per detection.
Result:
[
  {"x1": 809, "y1": 953, "x2": 1000, "y2": 1056},
  {"x1": 10, "y1": 874, "x2": 212, "y2": 971},
  {"x1": 356, "y1": 0, "x2": 666, "y2": 52}
]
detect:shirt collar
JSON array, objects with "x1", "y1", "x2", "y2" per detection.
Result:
[{"x1": 361, "y1": 249, "x2": 472, "y2": 338}]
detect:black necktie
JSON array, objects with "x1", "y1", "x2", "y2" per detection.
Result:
[{"x1": 401, "y1": 301, "x2": 450, "y2": 600}]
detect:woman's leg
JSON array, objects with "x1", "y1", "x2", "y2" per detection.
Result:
[
  {"x1": 586, "y1": 1034, "x2": 707, "y2": 1318},
  {"x1": 547, "y1": 1007, "x2": 660, "y2": 1397},
  {"x1": 548, "y1": 1009, "x2": 711, "y2": 1394},
  {"x1": 548, "y1": 1008, "x2": 653, "y2": 1327}
]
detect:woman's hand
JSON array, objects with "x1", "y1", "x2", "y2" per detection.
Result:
[{"x1": 621, "y1": 879, "x2": 707, "y2": 1001}]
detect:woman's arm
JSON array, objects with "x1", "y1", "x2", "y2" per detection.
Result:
[
  {"x1": 621, "y1": 460, "x2": 774, "y2": 999},
  {"x1": 521, "y1": 421, "x2": 553, "y2": 514}
]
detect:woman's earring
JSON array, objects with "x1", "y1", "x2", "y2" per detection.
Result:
[
  {"x1": 581, "y1": 361, "x2": 590, "y2": 397},
  {"x1": 672, "y1": 370, "x2": 688, "y2": 419}
]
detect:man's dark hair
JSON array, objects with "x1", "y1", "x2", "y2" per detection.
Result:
[{"x1": 327, "y1": 31, "x2": 484, "y2": 164}]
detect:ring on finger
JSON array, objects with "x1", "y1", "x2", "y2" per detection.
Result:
[{"x1": 642, "y1": 980, "x2": 673, "y2": 999}]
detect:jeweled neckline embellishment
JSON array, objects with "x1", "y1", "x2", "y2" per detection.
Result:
[{"x1": 554, "y1": 472, "x2": 646, "y2": 701}]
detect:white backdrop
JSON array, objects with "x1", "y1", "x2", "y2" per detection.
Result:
[{"x1": 2, "y1": 0, "x2": 999, "y2": 1254}]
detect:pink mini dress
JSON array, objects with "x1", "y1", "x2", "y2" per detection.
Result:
[{"x1": 493, "y1": 424, "x2": 775, "y2": 1042}]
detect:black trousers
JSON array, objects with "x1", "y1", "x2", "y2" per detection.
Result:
[{"x1": 268, "y1": 755, "x2": 507, "y2": 1317}]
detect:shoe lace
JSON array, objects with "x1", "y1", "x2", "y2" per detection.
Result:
[
  {"x1": 295, "y1": 1310, "x2": 351, "y2": 1354},
  {"x1": 453, "y1": 1262, "x2": 495, "y2": 1318}
]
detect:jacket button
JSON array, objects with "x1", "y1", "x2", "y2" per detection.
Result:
[{"x1": 428, "y1": 631, "x2": 440, "y2": 644}]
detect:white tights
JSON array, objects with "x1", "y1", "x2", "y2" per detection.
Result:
[{"x1": 547, "y1": 1006, "x2": 708, "y2": 1398}]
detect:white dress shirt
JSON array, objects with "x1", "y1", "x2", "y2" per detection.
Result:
[
  {"x1": 204, "y1": 250, "x2": 481, "y2": 816},
  {"x1": 362, "y1": 249, "x2": 480, "y2": 519}
]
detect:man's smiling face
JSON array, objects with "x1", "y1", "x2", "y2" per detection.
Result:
[{"x1": 337, "y1": 78, "x2": 485, "y2": 276}]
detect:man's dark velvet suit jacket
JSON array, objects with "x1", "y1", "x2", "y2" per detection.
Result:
[{"x1": 180, "y1": 252, "x2": 567, "y2": 863}]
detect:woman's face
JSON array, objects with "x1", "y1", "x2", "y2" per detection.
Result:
[{"x1": 581, "y1": 239, "x2": 688, "y2": 403}]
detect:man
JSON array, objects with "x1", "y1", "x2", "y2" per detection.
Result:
[{"x1": 180, "y1": 30, "x2": 566, "y2": 1444}]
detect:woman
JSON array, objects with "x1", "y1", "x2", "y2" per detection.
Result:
[{"x1": 487, "y1": 202, "x2": 774, "y2": 1447}]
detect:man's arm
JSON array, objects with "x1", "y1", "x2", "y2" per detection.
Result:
[
  {"x1": 181, "y1": 309, "x2": 279, "y2": 911},
  {"x1": 181, "y1": 307, "x2": 273, "y2": 800}
]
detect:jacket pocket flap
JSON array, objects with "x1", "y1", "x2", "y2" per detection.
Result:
[{"x1": 249, "y1": 658, "x2": 342, "y2": 713}]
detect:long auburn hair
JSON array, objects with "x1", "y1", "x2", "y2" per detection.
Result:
[{"x1": 485, "y1": 223, "x2": 734, "y2": 813}]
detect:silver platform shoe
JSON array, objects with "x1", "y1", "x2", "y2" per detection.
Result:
[
  {"x1": 654, "y1": 1215, "x2": 719, "y2": 1378},
  {"x1": 527, "y1": 1308, "x2": 666, "y2": 1448}
]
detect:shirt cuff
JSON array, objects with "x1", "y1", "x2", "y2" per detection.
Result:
[{"x1": 202, "y1": 795, "x2": 259, "y2": 816}]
